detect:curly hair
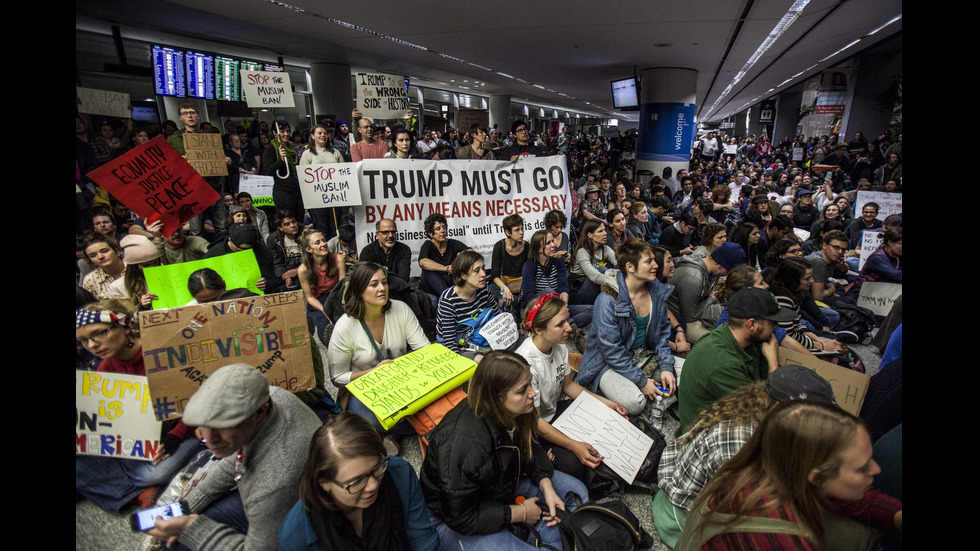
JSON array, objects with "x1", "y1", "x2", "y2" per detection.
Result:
[{"x1": 678, "y1": 380, "x2": 770, "y2": 444}]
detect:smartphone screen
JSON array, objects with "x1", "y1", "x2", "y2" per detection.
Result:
[{"x1": 132, "y1": 501, "x2": 185, "y2": 531}]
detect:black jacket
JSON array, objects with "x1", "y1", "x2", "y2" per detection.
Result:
[{"x1": 420, "y1": 400, "x2": 553, "y2": 535}]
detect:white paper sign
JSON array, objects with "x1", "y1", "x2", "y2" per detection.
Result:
[
  {"x1": 551, "y1": 392, "x2": 653, "y2": 483},
  {"x1": 724, "y1": 144, "x2": 737, "y2": 155},
  {"x1": 77, "y1": 87, "x2": 131, "y2": 118},
  {"x1": 76, "y1": 372, "x2": 162, "y2": 462},
  {"x1": 480, "y1": 312, "x2": 518, "y2": 350},
  {"x1": 793, "y1": 147, "x2": 804, "y2": 161},
  {"x1": 857, "y1": 282, "x2": 902, "y2": 316},
  {"x1": 298, "y1": 162, "x2": 363, "y2": 208},
  {"x1": 241, "y1": 71, "x2": 295, "y2": 108},
  {"x1": 855, "y1": 191, "x2": 902, "y2": 221},
  {"x1": 858, "y1": 231, "x2": 884, "y2": 271},
  {"x1": 239, "y1": 173, "x2": 275, "y2": 207},
  {"x1": 356, "y1": 72, "x2": 411, "y2": 120}
]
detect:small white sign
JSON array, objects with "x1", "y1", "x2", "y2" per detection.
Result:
[
  {"x1": 479, "y1": 312, "x2": 518, "y2": 350},
  {"x1": 241, "y1": 71, "x2": 295, "y2": 108},
  {"x1": 857, "y1": 282, "x2": 902, "y2": 317},
  {"x1": 77, "y1": 87, "x2": 131, "y2": 118},
  {"x1": 551, "y1": 392, "x2": 654, "y2": 484},
  {"x1": 239, "y1": 174, "x2": 275, "y2": 207},
  {"x1": 858, "y1": 231, "x2": 884, "y2": 271}
]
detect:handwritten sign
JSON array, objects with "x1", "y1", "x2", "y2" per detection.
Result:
[
  {"x1": 356, "y1": 72, "x2": 411, "y2": 120},
  {"x1": 184, "y1": 133, "x2": 228, "y2": 177},
  {"x1": 551, "y1": 392, "x2": 654, "y2": 484},
  {"x1": 855, "y1": 191, "x2": 902, "y2": 221},
  {"x1": 793, "y1": 146, "x2": 804, "y2": 161},
  {"x1": 858, "y1": 231, "x2": 884, "y2": 271},
  {"x1": 299, "y1": 162, "x2": 362, "y2": 208},
  {"x1": 347, "y1": 344, "x2": 476, "y2": 429},
  {"x1": 76, "y1": 372, "x2": 161, "y2": 461},
  {"x1": 86, "y1": 136, "x2": 221, "y2": 237},
  {"x1": 139, "y1": 290, "x2": 314, "y2": 421},
  {"x1": 241, "y1": 70, "x2": 295, "y2": 108},
  {"x1": 857, "y1": 282, "x2": 902, "y2": 317},
  {"x1": 724, "y1": 144, "x2": 737, "y2": 155},
  {"x1": 77, "y1": 87, "x2": 131, "y2": 118},
  {"x1": 239, "y1": 174, "x2": 275, "y2": 207},
  {"x1": 145, "y1": 249, "x2": 263, "y2": 309},
  {"x1": 777, "y1": 348, "x2": 869, "y2": 416},
  {"x1": 480, "y1": 313, "x2": 518, "y2": 350}
]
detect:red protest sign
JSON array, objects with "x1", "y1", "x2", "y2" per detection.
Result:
[{"x1": 86, "y1": 136, "x2": 221, "y2": 236}]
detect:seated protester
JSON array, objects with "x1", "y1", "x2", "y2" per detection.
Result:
[
  {"x1": 521, "y1": 229, "x2": 592, "y2": 329},
  {"x1": 646, "y1": 195, "x2": 677, "y2": 244},
  {"x1": 81, "y1": 234, "x2": 125, "y2": 300},
  {"x1": 792, "y1": 188, "x2": 820, "y2": 230},
  {"x1": 651, "y1": 246, "x2": 692, "y2": 356},
  {"x1": 688, "y1": 197, "x2": 715, "y2": 247},
  {"x1": 75, "y1": 299, "x2": 201, "y2": 512},
  {"x1": 297, "y1": 228, "x2": 347, "y2": 344},
  {"x1": 359, "y1": 218, "x2": 412, "y2": 283},
  {"x1": 327, "y1": 223, "x2": 359, "y2": 271},
  {"x1": 707, "y1": 185, "x2": 735, "y2": 224},
  {"x1": 605, "y1": 208, "x2": 634, "y2": 249},
  {"x1": 436, "y1": 251, "x2": 496, "y2": 357},
  {"x1": 149, "y1": 222, "x2": 209, "y2": 265},
  {"x1": 92, "y1": 210, "x2": 127, "y2": 244},
  {"x1": 148, "y1": 364, "x2": 322, "y2": 551},
  {"x1": 186, "y1": 268, "x2": 229, "y2": 305},
  {"x1": 105, "y1": 235, "x2": 162, "y2": 311},
  {"x1": 761, "y1": 237, "x2": 803, "y2": 280},
  {"x1": 568, "y1": 219, "x2": 617, "y2": 305},
  {"x1": 576, "y1": 184, "x2": 607, "y2": 226},
  {"x1": 768, "y1": 258, "x2": 845, "y2": 353},
  {"x1": 226, "y1": 204, "x2": 252, "y2": 234},
  {"x1": 204, "y1": 223, "x2": 278, "y2": 293},
  {"x1": 731, "y1": 222, "x2": 762, "y2": 270},
  {"x1": 236, "y1": 192, "x2": 270, "y2": 242},
  {"x1": 809, "y1": 202, "x2": 845, "y2": 237},
  {"x1": 690, "y1": 222, "x2": 728, "y2": 259},
  {"x1": 756, "y1": 215, "x2": 794, "y2": 270},
  {"x1": 515, "y1": 294, "x2": 628, "y2": 480},
  {"x1": 626, "y1": 201, "x2": 652, "y2": 241},
  {"x1": 677, "y1": 401, "x2": 902, "y2": 551},
  {"x1": 418, "y1": 213, "x2": 469, "y2": 297},
  {"x1": 845, "y1": 201, "x2": 884, "y2": 249},
  {"x1": 666, "y1": 242, "x2": 746, "y2": 344},
  {"x1": 279, "y1": 413, "x2": 439, "y2": 551},
  {"x1": 420, "y1": 350, "x2": 588, "y2": 551},
  {"x1": 543, "y1": 209, "x2": 572, "y2": 264},
  {"x1": 659, "y1": 212, "x2": 698, "y2": 257},
  {"x1": 327, "y1": 263, "x2": 429, "y2": 447},
  {"x1": 654, "y1": 367, "x2": 838, "y2": 548},
  {"x1": 490, "y1": 214, "x2": 530, "y2": 308},
  {"x1": 804, "y1": 230, "x2": 856, "y2": 307},
  {"x1": 800, "y1": 219, "x2": 845, "y2": 256},
  {"x1": 577, "y1": 238, "x2": 676, "y2": 418},
  {"x1": 851, "y1": 227, "x2": 902, "y2": 295},
  {"x1": 267, "y1": 209, "x2": 305, "y2": 291}
]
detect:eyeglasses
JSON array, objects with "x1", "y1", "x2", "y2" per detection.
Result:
[
  {"x1": 331, "y1": 454, "x2": 389, "y2": 494},
  {"x1": 826, "y1": 244, "x2": 846, "y2": 252},
  {"x1": 77, "y1": 326, "x2": 114, "y2": 347},
  {"x1": 377, "y1": 230, "x2": 396, "y2": 235},
  {"x1": 515, "y1": 127, "x2": 529, "y2": 133}
]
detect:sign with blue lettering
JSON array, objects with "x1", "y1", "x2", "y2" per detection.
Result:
[{"x1": 636, "y1": 102, "x2": 696, "y2": 163}]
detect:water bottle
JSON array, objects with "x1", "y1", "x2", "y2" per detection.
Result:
[{"x1": 650, "y1": 394, "x2": 664, "y2": 430}]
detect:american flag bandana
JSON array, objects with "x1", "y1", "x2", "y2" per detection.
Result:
[{"x1": 75, "y1": 308, "x2": 131, "y2": 329}]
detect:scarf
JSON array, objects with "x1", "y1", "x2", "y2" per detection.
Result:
[{"x1": 306, "y1": 470, "x2": 407, "y2": 551}]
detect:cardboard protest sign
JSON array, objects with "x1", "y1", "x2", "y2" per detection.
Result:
[
  {"x1": 480, "y1": 313, "x2": 519, "y2": 350},
  {"x1": 777, "y1": 348, "x2": 869, "y2": 416},
  {"x1": 86, "y1": 136, "x2": 221, "y2": 237},
  {"x1": 857, "y1": 282, "x2": 902, "y2": 317},
  {"x1": 356, "y1": 72, "x2": 411, "y2": 120},
  {"x1": 354, "y1": 156, "x2": 572, "y2": 277},
  {"x1": 139, "y1": 290, "x2": 314, "y2": 421},
  {"x1": 347, "y1": 344, "x2": 476, "y2": 429},
  {"x1": 298, "y1": 162, "x2": 362, "y2": 208},
  {"x1": 239, "y1": 174, "x2": 275, "y2": 207},
  {"x1": 551, "y1": 392, "x2": 654, "y2": 484},
  {"x1": 76, "y1": 372, "x2": 161, "y2": 462},
  {"x1": 858, "y1": 231, "x2": 884, "y2": 271},
  {"x1": 184, "y1": 133, "x2": 228, "y2": 177},
  {"x1": 144, "y1": 249, "x2": 263, "y2": 309},
  {"x1": 855, "y1": 191, "x2": 902, "y2": 221},
  {"x1": 77, "y1": 86, "x2": 131, "y2": 118},
  {"x1": 241, "y1": 70, "x2": 295, "y2": 108}
]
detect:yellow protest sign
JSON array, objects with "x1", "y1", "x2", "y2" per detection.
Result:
[
  {"x1": 347, "y1": 344, "x2": 476, "y2": 429},
  {"x1": 75, "y1": 372, "x2": 161, "y2": 462}
]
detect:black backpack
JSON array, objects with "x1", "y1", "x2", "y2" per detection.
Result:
[
  {"x1": 557, "y1": 501, "x2": 653, "y2": 550},
  {"x1": 583, "y1": 416, "x2": 667, "y2": 499},
  {"x1": 831, "y1": 303, "x2": 876, "y2": 341}
]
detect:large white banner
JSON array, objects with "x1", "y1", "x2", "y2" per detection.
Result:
[{"x1": 353, "y1": 157, "x2": 572, "y2": 277}]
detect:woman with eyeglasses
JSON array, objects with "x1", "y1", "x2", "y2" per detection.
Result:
[
  {"x1": 75, "y1": 298, "x2": 201, "y2": 511},
  {"x1": 279, "y1": 412, "x2": 439, "y2": 551},
  {"x1": 328, "y1": 263, "x2": 429, "y2": 451},
  {"x1": 420, "y1": 350, "x2": 588, "y2": 550}
]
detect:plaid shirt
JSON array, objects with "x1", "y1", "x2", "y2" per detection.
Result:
[
  {"x1": 658, "y1": 419, "x2": 757, "y2": 510},
  {"x1": 81, "y1": 267, "x2": 119, "y2": 300}
]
